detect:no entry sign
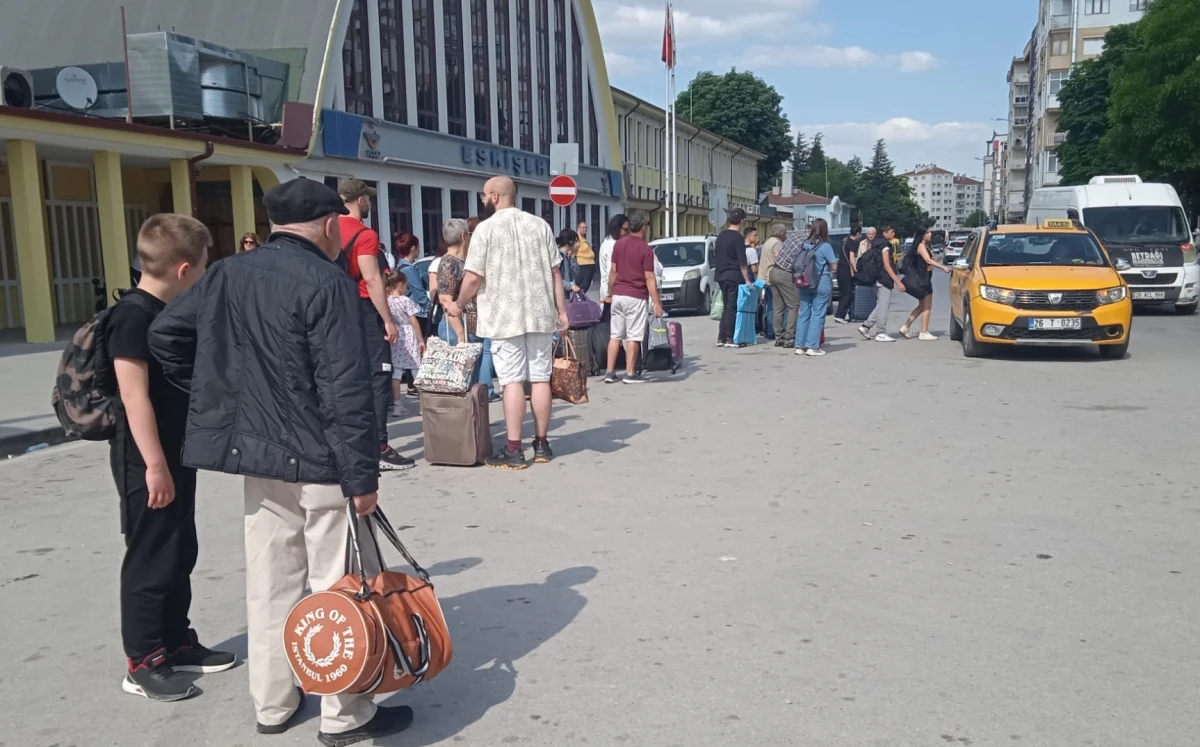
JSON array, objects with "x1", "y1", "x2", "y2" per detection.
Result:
[{"x1": 549, "y1": 175, "x2": 578, "y2": 207}]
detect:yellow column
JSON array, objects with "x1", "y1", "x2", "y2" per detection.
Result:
[
  {"x1": 8, "y1": 140, "x2": 55, "y2": 342},
  {"x1": 230, "y1": 165, "x2": 255, "y2": 248},
  {"x1": 170, "y1": 159, "x2": 193, "y2": 216},
  {"x1": 93, "y1": 151, "x2": 131, "y2": 308}
]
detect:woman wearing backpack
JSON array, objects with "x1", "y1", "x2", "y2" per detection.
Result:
[{"x1": 793, "y1": 218, "x2": 838, "y2": 357}]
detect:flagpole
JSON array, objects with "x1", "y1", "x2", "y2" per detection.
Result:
[
  {"x1": 671, "y1": 69, "x2": 678, "y2": 237},
  {"x1": 664, "y1": 55, "x2": 670, "y2": 238}
]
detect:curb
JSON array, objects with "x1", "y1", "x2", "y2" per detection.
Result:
[{"x1": 1, "y1": 426, "x2": 76, "y2": 459}]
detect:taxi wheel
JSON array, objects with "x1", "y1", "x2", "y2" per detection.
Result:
[
  {"x1": 1099, "y1": 340, "x2": 1129, "y2": 359},
  {"x1": 961, "y1": 307, "x2": 987, "y2": 358},
  {"x1": 949, "y1": 312, "x2": 963, "y2": 341}
]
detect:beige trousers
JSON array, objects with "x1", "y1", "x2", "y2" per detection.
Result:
[{"x1": 244, "y1": 477, "x2": 379, "y2": 734}]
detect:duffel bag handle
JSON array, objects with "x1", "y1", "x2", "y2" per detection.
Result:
[{"x1": 371, "y1": 506, "x2": 431, "y2": 582}]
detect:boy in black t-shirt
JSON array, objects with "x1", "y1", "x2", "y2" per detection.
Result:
[{"x1": 108, "y1": 214, "x2": 232, "y2": 701}]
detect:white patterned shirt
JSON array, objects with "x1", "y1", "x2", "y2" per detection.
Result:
[{"x1": 464, "y1": 207, "x2": 562, "y2": 339}]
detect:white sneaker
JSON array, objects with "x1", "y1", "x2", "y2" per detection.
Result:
[
  {"x1": 898, "y1": 325, "x2": 913, "y2": 338},
  {"x1": 918, "y1": 332, "x2": 938, "y2": 341},
  {"x1": 833, "y1": 317, "x2": 848, "y2": 324},
  {"x1": 795, "y1": 348, "x2": 808, "y2": 356},
  {"x1": 805, "y1": 348, "x2": 827, "y2": 357},
  {"x1": 874, "y1": 333, "x2": 896, "y2": 342},
  {"x1": 857, "y1": 325, "x2": 872, "y2": 340}
]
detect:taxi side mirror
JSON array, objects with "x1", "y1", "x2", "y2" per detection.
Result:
[
  {"x1": 953, "y1": 258, "x2": 970, "y2": 270},
  {"x1": 1114, "y1": 257, "x2": 1131, "y2": 271}
]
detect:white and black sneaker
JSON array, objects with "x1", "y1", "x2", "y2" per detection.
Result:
[
  {"x1": 379, "y1": 445, "x2": 416, "y2": 472},
  {"x1": 169, "y1": 629, "x2": 236, "y2": 674},
  {"x1": 123, "y1": 649, "x2": 198, "y2": 702},
  {"x1": 318, "y1": 705, "x2": 414, "y2": 747}
]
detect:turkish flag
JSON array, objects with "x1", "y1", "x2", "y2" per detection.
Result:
[{"x1": 661, "y1": 4, "x2": 675, "y2": 68}]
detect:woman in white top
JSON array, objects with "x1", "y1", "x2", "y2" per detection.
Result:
[{"x1": 598, "y1": 213, "x2": 630, "y2": 314}]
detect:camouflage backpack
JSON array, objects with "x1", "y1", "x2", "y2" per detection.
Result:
[{"x1": 50, "y1": 292, "x2": 143, "y2": 440}]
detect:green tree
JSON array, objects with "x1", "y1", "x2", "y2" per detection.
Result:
[
  {"x1": 964, "y1": 209, "x2": 989, "y2": 228},
  {"x1": 790, "y1": 132, "x2": 811, "y2": 187},
  {"x1": 799, "y1": 156, "x2": 859, "y2": 205},
  {"x1": 1105, "y1": 0, "x2": 1200, "y2": 211},
  {"x1": 855, "y1": 139, "x2": 926, "y2": 234},
  {"x1": 1056, "y1": 24, "x2": 1137, "y2": 185},
  {"x1": 677, "y1": 70, "x2": 793, "y2": 193},
  {"x1": 808, "y1": 133, "x2": 827, "y2": 175}
]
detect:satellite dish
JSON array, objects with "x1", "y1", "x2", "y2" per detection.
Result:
[
  {"x1": 56, "y1": 67, "x2": 98, "y2": 111},
  {"x1": 828, "y1": 195, "x2": 842, "y2": 218}
]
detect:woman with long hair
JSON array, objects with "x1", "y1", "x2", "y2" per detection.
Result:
[
  {"x1": 792, "y1": 218, "x2": 838, "y2": 357},
  {"x1": 240, "y1": 232, "x2": 261, "y2": 251},
  {"x1": 898, "y1": 227, "x2": 950, "y2": 340}
]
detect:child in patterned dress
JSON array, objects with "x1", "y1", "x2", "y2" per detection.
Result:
[{"x1": 386, "y1": 271, "x2": 426, "y2": 417}]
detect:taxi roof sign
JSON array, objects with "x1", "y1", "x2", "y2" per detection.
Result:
[{"x1": 1041, "y1": 218, "x2": 1076, "y2": 229}]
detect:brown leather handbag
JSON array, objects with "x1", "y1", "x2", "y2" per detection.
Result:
[
  {"x1": 550, "y1": 336, "x2": 589, "y2": 404},
  {"x1": 283, "y1": 504, "x2": 452, "y2": 696}
]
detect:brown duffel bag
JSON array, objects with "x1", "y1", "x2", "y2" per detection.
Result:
[{"x1": 283, "y1": 504, "x2": 452, "y2": 696}]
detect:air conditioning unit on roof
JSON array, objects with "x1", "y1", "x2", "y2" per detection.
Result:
[{"x1": 1089, "y1": 175, "x2": 1142, "y2": 184}]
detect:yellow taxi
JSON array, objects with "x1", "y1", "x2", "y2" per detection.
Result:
[{"x1": 948, "y1": 219, "x2": 1133, "y2": 358}]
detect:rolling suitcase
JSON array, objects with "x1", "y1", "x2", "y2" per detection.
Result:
[
  {"x1": 851, "y1": 284, "x2": 876, "y2": 322},
  {"x1": 667, "y1": 320, "x2": 684, "y2": 367},
  {"x1": 420, "y1": 384, "x2": 491, "y2": 466},
  {"x1": 567, "y1": 327, "x2": 593, "y2": 377}
]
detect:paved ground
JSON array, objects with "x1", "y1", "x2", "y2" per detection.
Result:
[{"x1": 3, "y1": 277, "x2": 1199, "y2": 747}]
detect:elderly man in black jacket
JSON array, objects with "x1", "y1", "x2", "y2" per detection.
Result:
[{"x1": 148, "y1": 179, "x2": 413, "y2": 746}]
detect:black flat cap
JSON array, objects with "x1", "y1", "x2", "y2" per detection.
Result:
[{"x1": 263, "y1": 178, "x2": 349, "y2": 225}]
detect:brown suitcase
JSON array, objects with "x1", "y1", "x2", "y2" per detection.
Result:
[{"x1": 420, "y1": 384, "x2": 491, "y2": 466}]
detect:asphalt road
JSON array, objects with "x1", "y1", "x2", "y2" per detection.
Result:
[{"x1": 3, "y1": 274, "x2": 1198, "y2": 747}]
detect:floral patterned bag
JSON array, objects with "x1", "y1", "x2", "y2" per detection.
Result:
[
  {"x1": 414, "y1": 336, "x2": 483, "y2": 395},
  {"x1": 550, "y1": 336, "x2": 589, "y2": 405}
]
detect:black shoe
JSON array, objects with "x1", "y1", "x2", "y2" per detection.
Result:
[
  {"x1": 532, "y1": 439, "x2": 554, "y2": 463},
  {"x1": 122, "y1": 649, "x2": 198, "y2": 702},
  {"x1": 318, "y1": 705, "x2": 415, "y2": 747},
  {"x1": 405, "y1": 386, "x2": 420, "y2": 398},
  {"x1": 485, "y1": 446, "x2": 529, "y2": 470},
  {"x1": 169, "y1": 629, "x2": 237, "y2": 674},
  {"x1": 379, "y1": 445, "x2": 416, "y2": 472},
  {"x1": 257, "y1": 687, "x2": 306, "y2": 735}
]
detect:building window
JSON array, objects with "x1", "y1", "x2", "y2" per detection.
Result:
[
  {"x1": 571, "y1": 8, "x2": 584, "y2": 161},
  {"x1": 516, "y1": 0, "x2": 534, "y2": 151},
  {"x1": 1047, "y1": 152, "x2": 1059, "y2": 174},
  {"x1": 588, "y1": 86, "x2": 599, "y2": 167},
  {"x1": 495, "y1": 0, "x2": 513, "y2": 146},
  {"x1": 1048, "y1": 70, "x2": 1069, "y2": 96},
  {"x1": 1050, "y1": 35, "x2": 1069, "y2": 56},
  {"x1": 389, "y1": 184, "x2": 413, "y2": 235},
  {"x1": 471, "y1": 0, "x2": 491, "y2": 142},
  {"x1": 1130, "y1": 0, "x2": 1147, "y2": 9},
  {"x1": 591, "y1": 205, "x2": 601, "y2": 246},
  {"x1": 413, "y1": 0, "x2": 440, "y2": 130},
  {"x1": 1082, "y1": 36, "x2": 1105, "y2": 56},
  {"x1": 535, "y1": 0, "x2": 552, "y2": 154},
  {"x1": 522, "y1": 197, "x2": 537, "y2": 215},
  {"x1": 378, "y1": 0, "x2": 407, "y2": 124},
  {"x1": 342, "y1": 0, "x2": 372, "y2": 115},
  {"x1": 421, "y1": 187, "x2": 443, "y2": 256},
  {"x1": 541, "y1": 199, "x2": 556, "y2": 230},
  {"x1": 450, "y1": 190, "x2": 471, "y2": 219},
  {"x1": 553, "y1": 0, "x2": 568, "y2": 143},
  {"x1": 444, "y1": 0, "x2": 468, "y2": 136},
  {"x1": 1085, "y1": 0, "x2": 1110, "y2": 13},
  {"x1": 636, "y1": 121, "x2": 643, "y2": 164}
]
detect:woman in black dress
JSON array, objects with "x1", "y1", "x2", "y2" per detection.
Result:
[{"x1": 898, "y1": 227, "x2": 950, "y2": 340}]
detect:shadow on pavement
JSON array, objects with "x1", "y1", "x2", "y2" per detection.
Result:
[
  {"x1": 377, "y1": 566, "x2": 598, "y2": 746},
  {"x1": 550, "y1": 418, "x2": 649, "y2": 456}
]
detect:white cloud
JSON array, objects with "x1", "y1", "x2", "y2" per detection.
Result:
[
  {"x1": 742, "y1": 45, "x2": 939, "y2": 72},
  {"x1": 604, "y1": 51, "x2": 641, "y2": 76},
  {"x1": 794, "y1": 118, "x2": 997, "y2": 177}
]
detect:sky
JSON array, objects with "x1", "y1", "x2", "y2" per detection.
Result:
[{"x1": 595, "y1": 0, "x2": 1037, "y2": 186}]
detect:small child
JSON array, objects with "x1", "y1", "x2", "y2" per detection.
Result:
[
  {"x1": 386, "y1": 270, "x2": 426, "y2": 416},
  {"x1": 108, "y1": 214, "x2": 234, "y2": 702}
]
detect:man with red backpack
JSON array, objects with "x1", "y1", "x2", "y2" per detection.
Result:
[{"x1": 338, "y1": 179, "x2": 415, "y2": 472}]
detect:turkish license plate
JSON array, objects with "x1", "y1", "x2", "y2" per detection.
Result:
[
  {"x1": 1029, "y1": 317, "x2": 1082, "y2": 330},
  {"x1": 1132, "y1": 290, "x2": 1166, "y2": 300},
  {"x1": 660, "y1": 293, "x2": 675, "y2": 301}
]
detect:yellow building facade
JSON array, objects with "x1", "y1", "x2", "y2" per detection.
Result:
[{"x1": 0, "y1": 109, "x2": 297, "y2": 342}]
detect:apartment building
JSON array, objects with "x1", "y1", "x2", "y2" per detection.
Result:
[
  {"x1": 901, "y1": 165, "x2": 978, "y2": 231},
  {"x1": 1005, "y1": 43, "x2": 1031, "y2": 221},
  {"x1": 981, "y1": 133, "x2": 1006, "y2": 221},
  {"x1": 954, "y1": 176, "x2": 984, "y2": 226},
  {"x1": 1021, "y1": 0, "x2": 1147, "y2": 202}
]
